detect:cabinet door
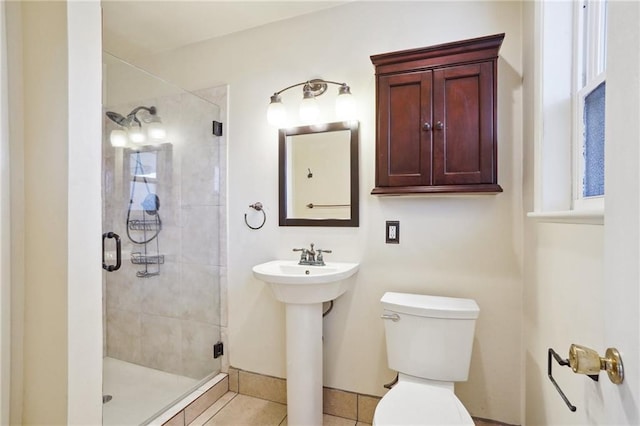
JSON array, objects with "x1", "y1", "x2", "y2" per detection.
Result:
[
  {"x1": 432, "y1": 62, "x2": 495, "y2": 185},
  {"x1": 376, "y1": 71, "x2": 432, "y2": 187}
]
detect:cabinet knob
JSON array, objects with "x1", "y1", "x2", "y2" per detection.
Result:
[
  {"x1": 435, "y1": 121, "x2": 444, "y2": 130},
  {"x1": 422, "y1": 122, "x2": 432, "y2": 131}
]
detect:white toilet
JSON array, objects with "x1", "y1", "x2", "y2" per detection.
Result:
[{"x1": 373, "y1": 292, "x2": 480, "y2": 425}]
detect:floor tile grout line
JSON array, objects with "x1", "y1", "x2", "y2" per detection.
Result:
[
  {"x1": 205, "y1": 392, "x2": 368, "y2": 426},
  {"x1": 190, "y1": 391, "x2": 238, "y2": 426}
]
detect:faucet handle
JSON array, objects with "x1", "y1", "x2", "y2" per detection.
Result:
[
  {"x1": 316, "y1": 249, "x2": 331, "y2": 264},
  {"x1": 293, "y1": 248, "x2": 308, "y2": 262}
]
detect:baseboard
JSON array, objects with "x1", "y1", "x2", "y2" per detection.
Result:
[{"x1": 227, "y1": 366, "x2": 380, "y2": 424}]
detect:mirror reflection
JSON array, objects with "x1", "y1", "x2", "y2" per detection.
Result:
[{"x1": 279, "y1": 121, "x2": 359, "y2": 227}]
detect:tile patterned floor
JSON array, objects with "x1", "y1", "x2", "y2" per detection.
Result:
[
  {"x1": 188, "y1": 390, "x2": 512, "y2": 426},
  {"x1": 190, "y1": 392, "x2": 371, "y2": 426}
]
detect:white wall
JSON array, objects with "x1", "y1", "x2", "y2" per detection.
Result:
[
  {"x1": 67, "y1": 1, "x2": 103, "y2": 423},
  {"x1": 5, "y1": 2, "x2": 25, "y2": 422},
  {"x1": 20, "y1": 3, "x2": 70, "y2": 421},
  {"x1": 0, "y1": 1, "x2": 11, "y2": 423},
  {"x1": 522, "y1": 223, "x2": 604, "y2": 424},
  {"x1": 125, "y1": 2, "x2": 524, "y2": 422}
]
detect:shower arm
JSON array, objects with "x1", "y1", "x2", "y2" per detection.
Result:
[
  {"x1": 106, "y1": 105, "x2": 159, "y2": 129},
  {"x1": 126, "y1": 106, "x2": 157, "y2": 126}
]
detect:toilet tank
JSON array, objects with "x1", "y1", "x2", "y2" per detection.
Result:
[{"x1": 381, "y1": 292, "x2": 480, "y2": 382}]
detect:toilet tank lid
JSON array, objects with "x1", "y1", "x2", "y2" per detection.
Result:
[{"x1": 381, "y1": 292, "x2": 479, "y2": 319}]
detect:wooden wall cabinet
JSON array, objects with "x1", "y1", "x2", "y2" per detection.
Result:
[{"x1": 371, "y1": 33, "x2": 504, "y2": 195}]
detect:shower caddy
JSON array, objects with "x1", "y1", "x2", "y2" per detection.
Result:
[{"x1": 127, "y1": 151, "x2": 164, "y2": 278}]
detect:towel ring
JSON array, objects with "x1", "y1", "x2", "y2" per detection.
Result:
[{"x1": 245, "y1": 202, "x2": 266, "y2": 230}]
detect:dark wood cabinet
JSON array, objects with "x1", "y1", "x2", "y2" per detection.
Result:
[{"x1": 371, "y1": 33, "x2": 504, "y2": 195}]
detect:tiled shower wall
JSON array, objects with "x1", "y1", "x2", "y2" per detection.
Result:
[{"x1": 102, "y1": 85, "x2": 227, "y2": 380}]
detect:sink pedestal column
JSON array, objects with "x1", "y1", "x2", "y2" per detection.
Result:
[{"x1": 285, "y1": 302, "x2": 323, "y2": 426}]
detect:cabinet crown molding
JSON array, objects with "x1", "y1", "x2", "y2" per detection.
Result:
[{"x1": 371, "y1": 33, "x2": 505, "y2": 76}]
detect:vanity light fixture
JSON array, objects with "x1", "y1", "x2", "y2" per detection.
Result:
[
  {"x1": 267, "y1": 79, "x2": 356, "y2": 126},
  {"x1": 106, "y1": 105, "x2": 166, "y2": 147}
]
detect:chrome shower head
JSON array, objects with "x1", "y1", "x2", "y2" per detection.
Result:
[
  {"x1": 106, "y1": 106, "x2": 157, "y2": 127},
  {"x1": 106, "y1": 111, "x2": 128, "y2": 126}
]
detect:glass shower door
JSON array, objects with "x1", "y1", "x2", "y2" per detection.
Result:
[{"x1": 102, "y1": 53, "x2": 224, "y2": 425}]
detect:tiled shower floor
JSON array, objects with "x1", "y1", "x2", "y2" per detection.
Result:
[
  {"x1": 103, "y1": 357, "x2": 199, "y2": 426},
  {"x1": 189, "y1": 392, "x2": 371, "y2": 426}
]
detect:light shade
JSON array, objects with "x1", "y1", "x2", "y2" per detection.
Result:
[
  {"x1": 110, "y1": 129, "x2": 128, "y2": 147},
  {"x1": 299, "y1": 92, "x2": 319, "y2": 123},
  {"x1": 128, "y1": 125, "x2": 146, "y2": 144},
  {"x1": 147, "y1": 120, "x2": 166, "y2": 141},
  {"x1": 335, "y1": 85, "x2": 356, "y2": 120},
  {"x1": 267, "y1": 94, "x2": 287, "y2": 127}
]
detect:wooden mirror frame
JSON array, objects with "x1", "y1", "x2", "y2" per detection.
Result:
[{"x1": 278, "y1": 121, "x2": 359, "y2": 227}]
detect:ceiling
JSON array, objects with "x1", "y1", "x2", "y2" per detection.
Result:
[{"x1": 102, "y1": 1, "x2": 348, "y2": 59}]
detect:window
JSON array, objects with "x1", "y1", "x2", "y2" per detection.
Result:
[
  {"x1": 573, "y1": 0, "x2": 607, "y2": 210},
  {"x1": 527, "y1": 0, "x2": 606, "y2": 224},
  {"x1": 128, "y1": 150, "x2": 158, "y2": 212}
]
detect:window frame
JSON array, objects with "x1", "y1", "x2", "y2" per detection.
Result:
[{"x1": 572, "y1": 0, "x2": 607, "y2": 211}]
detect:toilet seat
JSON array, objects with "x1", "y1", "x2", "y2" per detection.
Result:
[{"x1": 373, "y1": 381, "x2": 474, "y2": 426}]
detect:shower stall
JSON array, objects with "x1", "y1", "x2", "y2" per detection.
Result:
[{"x1": 101, "y1": 53, "x2": 226, "y2": 425}]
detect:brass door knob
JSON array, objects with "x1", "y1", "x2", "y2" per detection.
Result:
[
  {"x1": 568, "y1": 344, "x2": 601, "y2": 375},
  {"x1": 569, "y1": 344, "x2": 624, "y2": 384}
]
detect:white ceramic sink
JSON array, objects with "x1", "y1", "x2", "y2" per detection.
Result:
[
  {"x1": 252, "y1": 258, "x2": 359, "y2": 425},
  {"x1": 252, "y1": 260, "x2": 359, "y2": 304}
]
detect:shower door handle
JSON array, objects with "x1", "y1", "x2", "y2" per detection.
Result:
[{"x1": 102, "y1": 232, "x2": 122, "y2": 272}]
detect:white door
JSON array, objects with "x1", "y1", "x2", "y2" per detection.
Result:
[{"x1": 601, "y1": 1, "x2": 640, "y2": 423}]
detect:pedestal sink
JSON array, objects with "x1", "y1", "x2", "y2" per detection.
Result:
[{"x1": 252, "y1": 260, "x2": 359, "y2": 426}]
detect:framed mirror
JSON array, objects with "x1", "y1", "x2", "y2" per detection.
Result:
[{"x1": 279, "y1": 121, "x2": 359, "y2": 227}]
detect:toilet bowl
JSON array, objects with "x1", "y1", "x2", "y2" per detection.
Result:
[
  {"x1": 373, "y1": 375, "x2": 473, "y2": 425},
  {"x1": 373, "y1": 292, "x2": 479, "y2": 425}
]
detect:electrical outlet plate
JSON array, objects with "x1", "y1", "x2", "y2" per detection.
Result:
[{"x1": 386, "y1": 221, "x2": 400, "y2": 244}]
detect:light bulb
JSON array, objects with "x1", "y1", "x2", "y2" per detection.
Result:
[
  {"x1": 267, "y1": 94, "x2": 286, "y2": 127},
  {"x1": 128, "y1": 125, "x2": 146, "y2": 144},
  {"x1": 147, "y1": 120, "x2": 166, "y2": 141},
  {"x1": 336, "y1": 85, "x2": 356, "y2": 120},
  {"x1": 299, "y1": 95, "x2": 319, "y2": 123},
  {"x1": 110, "y1": 129, "x2": 128, "y2": 147}
]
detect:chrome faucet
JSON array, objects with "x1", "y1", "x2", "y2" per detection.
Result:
[{"x1": 293, "y1": 243, "x2": 332, "y2": 266}]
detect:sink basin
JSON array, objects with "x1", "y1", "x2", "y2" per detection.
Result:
[{"x1": 252, "y1": 260, "x2": 359, "y2": 304}]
